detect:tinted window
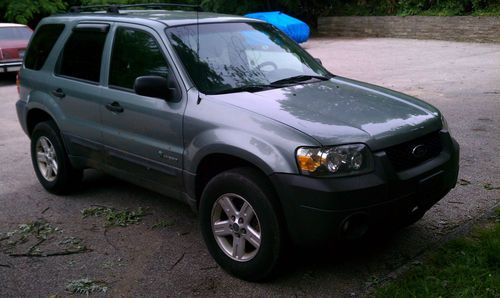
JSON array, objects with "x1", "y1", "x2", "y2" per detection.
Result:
[
  {"x1": 109, "y1": 27, "x2": 168, "y2": 90},
  {"x1": 24, "y1": 24, "x2": 64, "y2": 70},
  {"x1": 57, "y1": 28, "x2": 108, "y2": 83}
]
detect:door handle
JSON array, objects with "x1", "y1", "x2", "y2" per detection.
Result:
[
  {"x1": 105, "y1": 101, "x2": 124, "y2": 113},
  {"x1": 51, "y1": 88, "x2": 66, "y2": 98}
]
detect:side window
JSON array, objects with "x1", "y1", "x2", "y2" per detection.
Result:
[
  {"x1": 25, "y1": 24, "x2": 65, "y2": 70},
  {"x1": 56, "y1": 25, "x2": 108, "y2": 83},
  {"x1": 109, "y1": 27, "x2": 169, "y2": 90}
]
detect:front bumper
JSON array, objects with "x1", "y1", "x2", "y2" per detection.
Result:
[
  {"x1": 0, "y1": 61, "x2": 22, "y2": 73},
  {"x1": 271, "y1": 132, "x2": 460, "y2": 244}
]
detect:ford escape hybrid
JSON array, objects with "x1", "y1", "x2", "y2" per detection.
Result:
[{"x1": 16, "y1": 4, "x2": 459, "y2": 281}]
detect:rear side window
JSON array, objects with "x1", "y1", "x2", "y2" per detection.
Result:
[
  {"x1": 57, "y1": 25, "x2": 108, "y2": 83},
  {"x1": 24, "y1": 24, "x2": 65, "y2": 70},
  {"x1": 0, "y1": 27, "x2": 32, "y2": 40},
  {"x1": 109, "y1": 27, "x2": 169, "y2": 90}
]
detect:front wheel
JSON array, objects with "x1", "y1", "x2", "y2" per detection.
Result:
[{"x1": 199, "y1": 168, "x2": 283, "y2": 281}]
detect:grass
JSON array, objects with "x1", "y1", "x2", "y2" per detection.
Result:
[
  {"x1": 375, "y1": 208, "x2": 500, "y2": 297},
  {"x1": 81, "y1": 206, "x2": 147, "y2": 227},
  {"x1": 66, "y1": 278, "x2": 108, "y2": 295}
]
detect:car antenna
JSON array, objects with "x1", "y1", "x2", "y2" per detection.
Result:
[{"x1": 196, "y1": 2, "x2": 202, "y2": 105}]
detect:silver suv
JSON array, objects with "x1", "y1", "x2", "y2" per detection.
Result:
[{"x1": 16, "y1": 4, "x2": 459, "y2": 281}]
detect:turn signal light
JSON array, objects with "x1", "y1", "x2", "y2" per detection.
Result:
[{"x1": 297, "y1": 148, "x2": 322, "y2": 172}]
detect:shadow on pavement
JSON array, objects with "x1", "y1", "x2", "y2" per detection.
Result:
[
  {"x1": 0, "y1": 73, "x2": 17, "y2": 86},
  {"x1": 69, "y1": 169, "x2": 414, "y2": 284}
]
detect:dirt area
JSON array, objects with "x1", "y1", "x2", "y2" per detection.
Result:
[{"x1": 1, "y1": 38, "x2": 499, "y2": 297}]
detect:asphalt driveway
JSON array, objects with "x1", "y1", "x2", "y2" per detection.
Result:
[{"x1": 1, "y1": 38, "x2": 499, "y2": 297}]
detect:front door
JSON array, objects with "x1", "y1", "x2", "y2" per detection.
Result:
[{"x1": 100, "y1": 24, "x2": 186, "y2": 199}]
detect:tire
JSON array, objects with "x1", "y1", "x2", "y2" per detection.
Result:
[
  {"x1": 30, "y1": 121, "x2": 82, "y2": 194},
  {"x1": 199, "y1": 167, "x2": 283, "y2": 281}
]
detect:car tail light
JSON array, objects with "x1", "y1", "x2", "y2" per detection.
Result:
[
  {"x1": 2, "y1": 49, "x2": 14, "y2": 59},
  {"x1": 16, "y1": 72, "x2": 20, "y2": 95}
]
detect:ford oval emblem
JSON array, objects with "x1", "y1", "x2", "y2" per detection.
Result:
[{"x1": 411, "y1": 144, "x2": 428, "y2": 159}]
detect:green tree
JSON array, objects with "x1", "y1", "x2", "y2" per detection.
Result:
[
  {"x1": 2, "y1": 0, "x2": 498, "y2": 28},
  {"x1": 80, "y1": 0, "x2": 197, "y2": 5},
  {"x1": 0, "y1": 0, "x2": 67, "y2": 24}
]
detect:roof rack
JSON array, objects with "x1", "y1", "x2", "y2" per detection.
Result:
[{"x1": 69, "y1": 3, "x2": 203, "y2": 14}]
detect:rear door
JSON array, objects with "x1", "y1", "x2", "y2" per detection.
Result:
[
  {"x1": 100, "y1": 24, "x2": 186, "y2": 199},
  {"x1": 51, "y1": 23, "x2": 111, "y2": 167}
]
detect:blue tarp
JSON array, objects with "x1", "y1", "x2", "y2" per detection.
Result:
[{"x1": 244, "y1": 11, "x2": 310, "y2": 44}]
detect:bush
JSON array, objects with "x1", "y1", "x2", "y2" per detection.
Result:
[{"x1": 330, "y1": 0, "x2": 500, "y2": 17}]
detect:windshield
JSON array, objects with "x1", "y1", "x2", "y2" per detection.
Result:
[
  {"x1": 0, "y1": 27, "x2": 32, "y2": 40},
  {"x1": 166, "y1": 22, "x2": 331, "y2": 94}
]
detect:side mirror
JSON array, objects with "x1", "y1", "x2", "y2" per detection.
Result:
[
  {"x1": 314, "y1": 58, "x2": 323, "y2": 65},
  {"x1": 134, "y1": 75, "x2": 179, "y2": 101}
]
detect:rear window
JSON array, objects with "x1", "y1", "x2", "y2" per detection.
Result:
[
  {"x1": 25, "y1": 24, "x2": 65, "y2": 70},
  {"x1": 56, "y1": 27, "x2": 108, "y2": 83},
  {"x1": 0, "y1": 26, "x2": 32, "y2": 40}
]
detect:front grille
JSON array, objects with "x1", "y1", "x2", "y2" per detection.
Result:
[{"x1": 384, "y1": 131, "x2": 442, "y2": 171}]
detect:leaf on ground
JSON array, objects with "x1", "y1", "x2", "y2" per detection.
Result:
[
  {"x1": 81, "y1": 206, "x2": 148, "y2": 227},
  {"x1": 1, "y1": 221, "x2": 88, "y2": 257},
  {"x1": 0, "y1": 220, "x2": 59, "y2": 250},
  {"x1": 483, "y1": 183, "x2": 500, "y2": 190},
  {"x1": 58, "y1": 237, "x2": 87, "y2": 252},
  {"x1": 458, "y1": 178, "x2": 471, "y2": 186},
  {"x1": 66, "y1": 278, "x2": 108, "y2": 295},
  {"x1": 152, "y1": 219, "x2": 176, "y2": 229}
]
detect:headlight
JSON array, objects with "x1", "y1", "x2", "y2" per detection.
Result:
[{"x1": 296, "y1": 144, "x2": 374, "y2": 176}]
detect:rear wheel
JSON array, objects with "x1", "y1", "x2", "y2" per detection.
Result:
[
  {"x1": 31, "y1": 121, "x2": 82, "y2": 194},
  {"x1": 199, "y1": 167, "x2": 283, "y2": 281}
]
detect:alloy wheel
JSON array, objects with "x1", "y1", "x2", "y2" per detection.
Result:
[
  {"x1": 211, "y1": 193, "x2": 261, "y2": 262},
  {"x1": 35, "y1": 136, "x2": 58, "y2": 182}
]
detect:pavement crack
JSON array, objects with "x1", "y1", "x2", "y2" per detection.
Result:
[
  {"x1": 169, "y1": 252, "x2": 185, "y2": 271},
  {"x1": 103, "y1": 228, "x2": 118, "y2": 251},
  {"x1": 9, "y1": 248, "x2": 93, "y2": 258}
]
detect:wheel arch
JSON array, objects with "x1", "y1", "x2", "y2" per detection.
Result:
[
  {"x1": 183, "y1": 127, "x2": 300, "y2": 211},
  {"x1": 193, "y1": 152, "x2": 275, "y2": 207},
  {"x1": 26, "y1": 108, "x2": 58, "y2": 137}
]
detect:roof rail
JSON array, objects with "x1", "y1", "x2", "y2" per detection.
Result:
[{"x1": 69, "y1": 3, "x2": 203, "y2": 14}]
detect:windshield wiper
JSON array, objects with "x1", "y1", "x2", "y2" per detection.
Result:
[
  {"x1": 212, "y1": 84, "x2": 275, "y2": 95},
  {"x1": 271, "y1": 75, "x2": 330, "y2": 86},
  {"x1": 211, "y1": 75, "x2": 331, "y2": 95}
]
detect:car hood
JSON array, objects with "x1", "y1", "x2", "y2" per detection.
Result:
[{"x1": 206, "y1": 77, "x2": 442, "y2": 150}]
